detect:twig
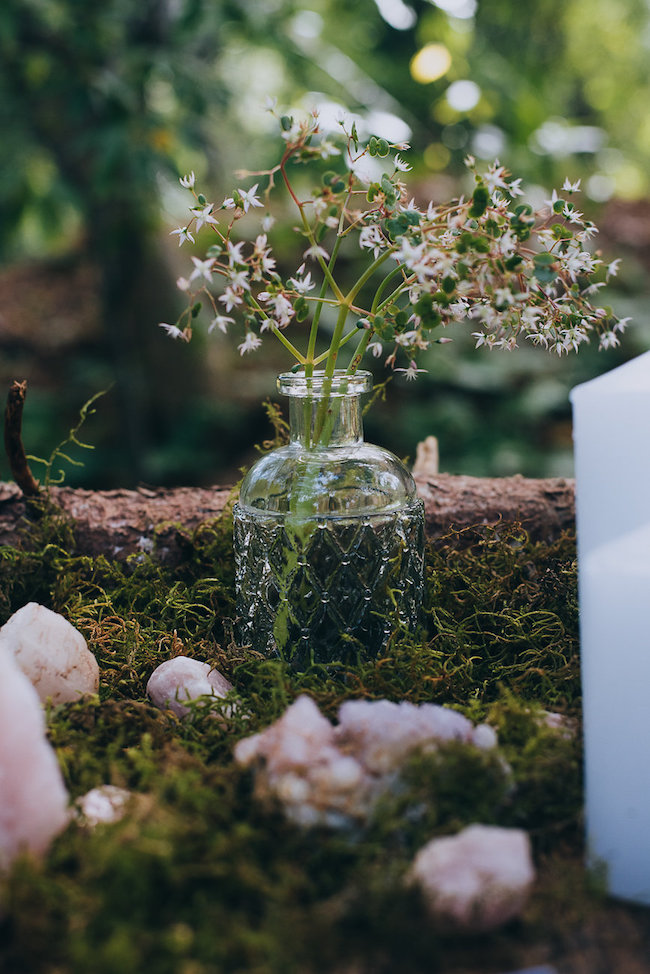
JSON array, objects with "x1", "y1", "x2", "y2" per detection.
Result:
[{"x1": 4, "y1": 381, "x2": 40, "y2": 497}]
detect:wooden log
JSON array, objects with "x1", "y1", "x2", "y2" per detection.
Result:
[{"x1": 0, "y1": 474, "x2": 575, "y2": 564}]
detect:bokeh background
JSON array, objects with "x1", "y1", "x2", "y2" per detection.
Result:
[{"x1": 1, "y1": 0, "x2": 648, "y2": 488}]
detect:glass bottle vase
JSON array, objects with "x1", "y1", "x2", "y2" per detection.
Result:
[{"x1": 233, "y1": 370, "x2": 425, "y2": 669}]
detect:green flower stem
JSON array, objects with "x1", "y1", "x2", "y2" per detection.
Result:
[
  {"x1": 345, "y1": 249, "x2": 394, "y2": 306},
  {"x1": 248, "y1": 296, "x2": 306, "y2": 363},
  {"x1": 347, "y1": 328, "x2": 374, "y2": 374}
]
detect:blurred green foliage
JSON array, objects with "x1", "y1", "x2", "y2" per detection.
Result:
[{"x1": 0, "y1": 0, "x2": 649, "y2": 486}]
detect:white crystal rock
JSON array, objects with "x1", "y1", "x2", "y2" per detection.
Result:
[
  {"x1": 0, "y1": 602, "x2": 99, "y2": 705},
  {"x1": 335, "y1": 699, "x2": 496, "y2": 775},
  {"x1": 407, "y1": 824, "x2": 535, "y2": 931},
  {"x1": 0, "y1": 650, "x2": 70, "y2": 869},
  {"x1": 235, "y1": 695, "x2": 500, "y2": 827},
  {"x1": 146, "y1": 656, "x2": 233, "y2": 718},
  {"x1": 76, "y1": 785, "x2": 131, "y2": 826},
  {"x1": 235, "y1": 696, "x2": 371, "y2": 827}
]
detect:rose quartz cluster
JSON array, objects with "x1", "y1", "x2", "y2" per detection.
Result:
[
  {"x1": 0, "y1": 602, "x2": 99, "y2": 705},
  {"x1": 407, "y1": 824, "x2": 535, "y2": 931},
  {"x1": 0, "y1": 651, "x2": 70, "y2": 869},
  {"x1": 146, "y1": 656, "x2": 233, "y2": 718},
  {"x1": 234, "y1": 695, "x2": 499, "y2": 827}
]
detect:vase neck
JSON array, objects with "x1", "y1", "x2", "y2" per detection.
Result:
[{"x1": 278, "y1": 370, "x2": 372, "y2": 449}]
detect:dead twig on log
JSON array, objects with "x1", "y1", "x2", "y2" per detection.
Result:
[{"x1": 4, "y1": 381, "x2": 41, "y2": 497}]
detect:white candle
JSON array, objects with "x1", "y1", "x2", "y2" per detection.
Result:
[
  {"x1": 579, "y1": 523, "x2": 650, "y2": 905},
  {"x1": 571, "y1": 350, "x2": 650, "y2": 559},
  {"x1": 571, "y1": 352, "x2": 650, "y2": 905}
]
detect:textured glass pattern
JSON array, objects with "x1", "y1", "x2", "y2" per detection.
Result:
[{"x1": 234, "y1": 500, "x2": 425, "y2": 668}]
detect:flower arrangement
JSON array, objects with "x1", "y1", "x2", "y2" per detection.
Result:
[{"x1": 161, "y1": 105, "x2": 627, "y2": 383}]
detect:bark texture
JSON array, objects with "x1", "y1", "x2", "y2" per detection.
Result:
[{"x1": 0, "y1": 474, "x2": 575, "y2": 564}]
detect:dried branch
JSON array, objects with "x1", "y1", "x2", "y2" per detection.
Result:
[{"x1": 4, "y1": 381, "x2": 41, "y2": 497}]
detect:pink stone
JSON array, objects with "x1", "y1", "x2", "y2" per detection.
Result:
[
  {"x1": 0, "y1": 602, "x2": 99, "y2": 705},
  {"x1": 146, "y1": 656, "x2": 233, "y2": 717},
  {"x1": 335, "y1": 699, "x2": 490, "y2": 775},
  {"x1": 0, "y1": 651, "x2": 70, "y2": 869},
  {"x1": 408, "y1": 824, "x2": 535, "y2": 931}
]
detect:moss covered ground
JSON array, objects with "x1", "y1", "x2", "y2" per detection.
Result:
[{"x1": 0, "y1": 505, "x2": 648, "y2": 974}]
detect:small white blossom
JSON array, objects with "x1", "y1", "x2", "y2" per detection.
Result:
[
  {"x1": 179, "y1": 172, "x2": 196, "y2": 189},
  {"x1": 359, "y1": 225, "x2": 385, "y2": 258},
  {"x1": 189, "y1": 257, "x2": 214, "y2": 282},
  {"x1": 607, "y1": 258, "x2": 622, "y2": 278},
  {"x1": 303, "y1": 243, "x2": 330, "y2": 261},
  {"x1": 544, "y1": 189, "x2": 562, "y2": 211},
  {"x1": 192, "y1": 204, "x2": 218, "y2": 231},
  {"x1": 562, "y1": 177, "x2": 581, "y2": 193},
  {"x1": 394, "y1": 154, "x2": 412, "y2": 173},
  {"x1": 159, "y1": 323, "x2": 189, "y2": 341},
  {"x1": 209, "y1": 314, "x2": 234, "y2": 334},
  {"x1": 176, "y1": 276, "x2": 191, "y2": 292},
  {"x1": 368, "y1": 341, "x2": 383, "y2": 358},
  {"x1": 219, "y1": 286, "x2": 244, "y2": 312},
  {"x1": 238, "y1": 184, "x2": 263, "y2": 213},
  {"x1": 262, "y1": 214, "x2": 276, "y2": 232},
  {"x1": 170, "y1": 226, "x2": 195, "y2": 247},
  {"x1": 395, "y1": 359, "x2": 427, "y2": 381},
  {"x1": 289, "y1": 271, "x2": 315, "y2": 294},
  {"x1": 227, "y1": 241, "x2": 246, "y2": 266},
  {"x1": 238, "y1": 332, "x2": 263, "y2": 355}
]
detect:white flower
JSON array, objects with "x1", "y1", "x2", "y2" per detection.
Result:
[
  {"x1": 316, "y1": 139, "x2": 341, "y2": 160},
  {"x1": 303, "y1": 243, "x2": 330, "y2": 262},
  {"x1": 562, "y1": 177, "x2": 581, "y2": 193},
  {"x1": 599, "y1": 330, "x2": 620, "y2": 350},
  {"x1": 222, "y1": 196, "x2": 236, "y2": 209},
  {"x1": 192, "y1": 204, "x2": 218, "y2": 231},
  {"x1": 238, "y1": 184, "x2": 263, "y2": 213},
  {"x1": 209, "y1": 314, "x2": 234, "y2": 334},
  {"x1": 394, "y1": 154, "x2": 412, "y2": 173},
  {"x1": 219, "y1": 287, "x2": 244, "y2": 312},
  {"x1": 176, "y1": 276, "x2": 191, "y2": 292},
  {"x1": 289, "y1": 271, "x2": 315, "y2": 294},
  {"x1": 368, "y1": 341, "x2": 383, "y2": 358},
  {"x1": 359, "y1": 225, "x2": 385, "y2": 258},
  {"x1": 267, "y1": 293, "x2": 294, "y2": 327},
  {"x1": 159, "y1": 323, "x2": 189, "y2": 341},
  {"x1": 179, "y1": 172, "x2": 196, "y2": 189},
  {"x1": 228, "y1": 269, "x2": 251, "y2": 291},
  {"x1": 544, "y1": 188, "x2": 562, "y2": 210},
  {"x1": 607, "y1": 258, "x2": 622, "y2": 278},
  {"x1": 238, "y1": 332, "x2": 263, "y2": 355},
  {"x1": 395, "y1": 359, "x2": 427, "y2": 381},
  {"x1": 189, "y1": 257, "x2": 214, "y2": 282},
  {"x1": 484, "y1": 163, "x2": 510, "y2": 194},
  {"x1": 227, "y1": 241, "x2": 246, "y2": 266},
  {"x1": 170, "y1": 226, "x2": 195, "y2": 247},
  {"x1": 262, "y1": 214, "x2": 276, "y2": 232},
  {"x1": 263, "y1": 95, "x2": 278, "y2": 112}
]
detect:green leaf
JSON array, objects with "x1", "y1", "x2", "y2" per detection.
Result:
[{"x1": 469, "y1": 184, "x2": 489, "y2": 218}]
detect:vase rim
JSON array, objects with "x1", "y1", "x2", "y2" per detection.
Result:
[{"x1": 277, "y1": 369, "x2": 373, "y2": 397}]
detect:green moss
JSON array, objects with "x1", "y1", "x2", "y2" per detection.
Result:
[{"x1": 0, "y1": 515, "x2": 647, "y2": 973}]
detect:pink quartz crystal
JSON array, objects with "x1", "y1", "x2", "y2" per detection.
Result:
[
  {"x1": 146, "y1": 656, "x2": 233, "y2": 717},
  {"x1": 408, "y1": 824, "x2": 535, "y2": 931},
  {"x1": 0, "y1": 602, "x2": 99, "y2": 705},
  {"x1": 0, "y1": 651, "x2": 70, "y2": 868}
]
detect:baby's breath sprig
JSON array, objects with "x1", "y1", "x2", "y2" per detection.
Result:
[{"x1": 160, "y1": 108, "x2": 627, "y2": 377}]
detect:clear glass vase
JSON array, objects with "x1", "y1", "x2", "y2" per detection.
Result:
[{"x1": 233, "y1": 370, "x2": 425, "y2": 669}]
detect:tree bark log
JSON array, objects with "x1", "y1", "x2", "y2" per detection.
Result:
[{"x1": 0, "y1": 474, "x2": 575, "y2": 564}]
